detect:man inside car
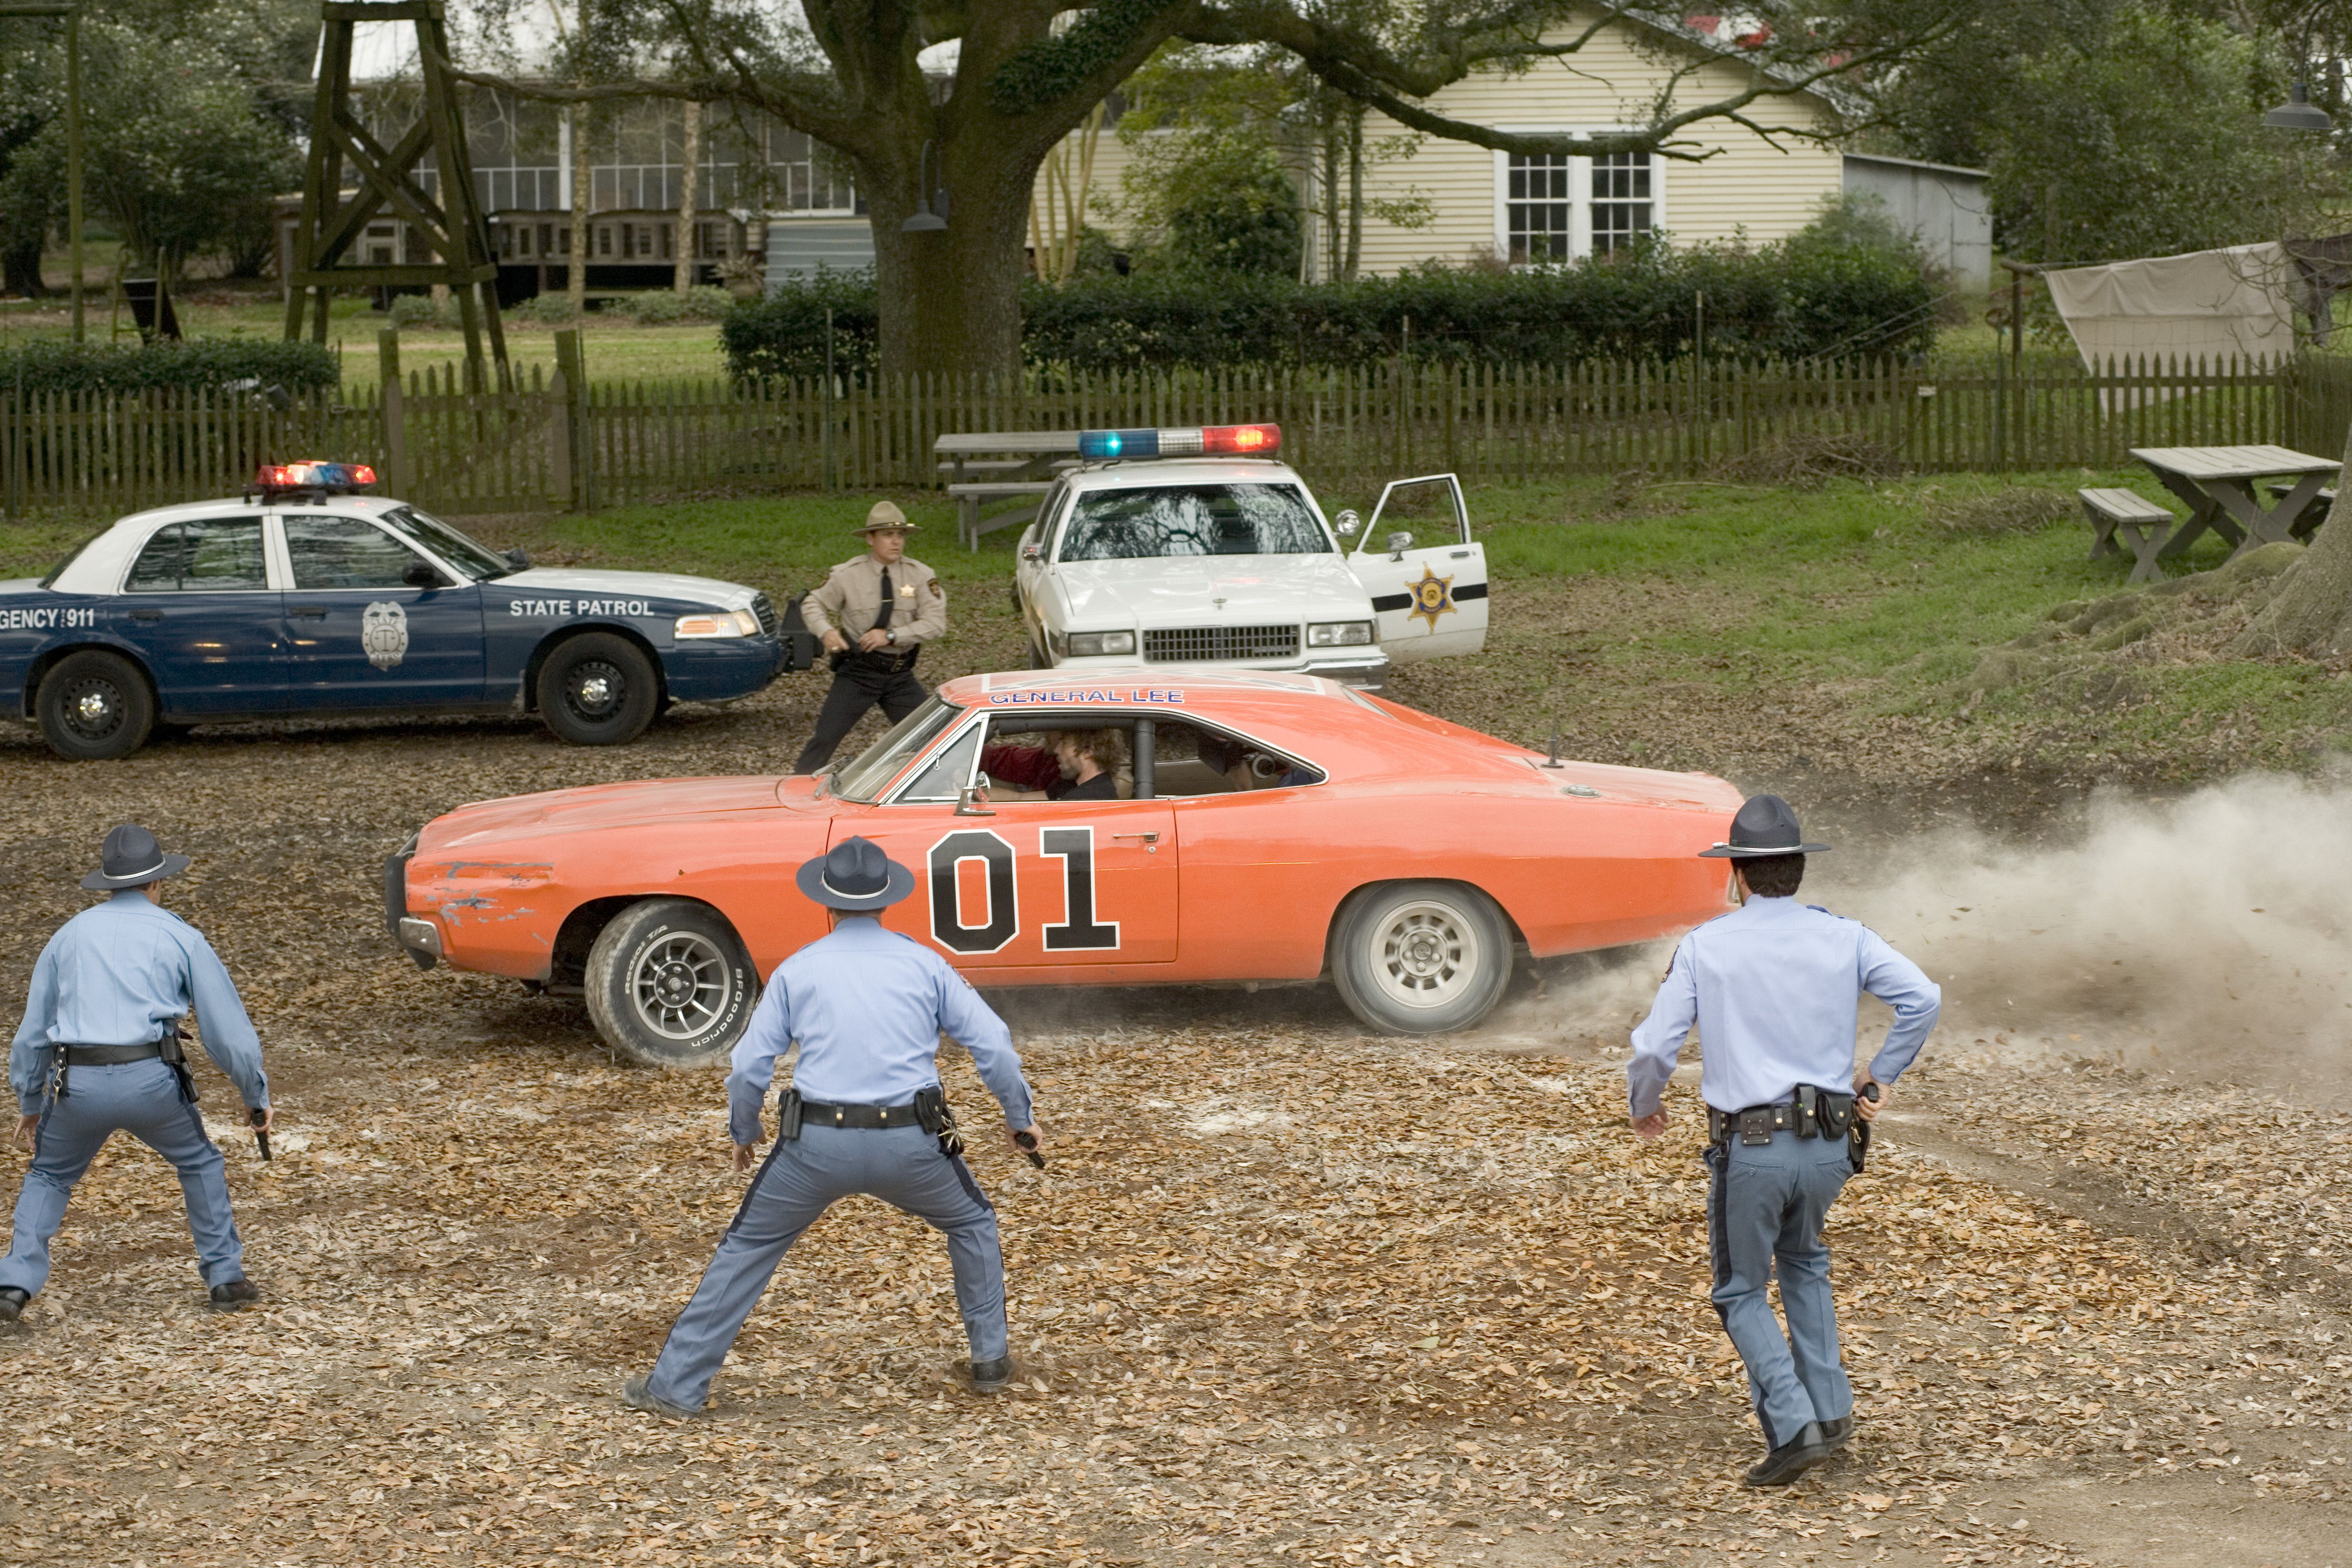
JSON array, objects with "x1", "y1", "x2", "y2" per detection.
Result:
[{"x1": 981, "y1": 728, "x2": 1127, "y2": 802}]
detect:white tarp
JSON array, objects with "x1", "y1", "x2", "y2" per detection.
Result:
[{"x1": 2045, "y1": 243, "x2": 2299, "y2": 407}]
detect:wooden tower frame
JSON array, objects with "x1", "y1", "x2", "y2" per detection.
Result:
[{"x1": 285, "y1": 0, "x2": 506, "y2": 384}]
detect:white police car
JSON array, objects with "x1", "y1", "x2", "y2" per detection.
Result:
[
  {"x1": 1011, "y1": 424, "x2": 1489, "y2": 688},
  {"x1": 2, "y1": 462, "x2": 800, "y2": 759}
]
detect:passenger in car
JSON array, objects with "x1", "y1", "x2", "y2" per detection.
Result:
[
  {"x1": 1197, "y1": 731, "x2": 1316, "y2": 791},
  {"x1": 985, "y1": 728, "x2": 1128, "y2": 801}
]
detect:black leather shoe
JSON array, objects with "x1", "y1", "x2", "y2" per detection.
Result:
[
  {"x1": 1823, "y1": 1413, "x2": 1855, "y2": 1447},
  {"x1": 1743, "y1": 1421, "x2": 1839, "y2": 1487},
  {"x1": 207, "y1": 1278, "x2": 258, "y2": 1311},
  {"x1": 0, "y1": 1287, "x2": 26, "y2": 1323},
  {"x1": 963, "y1": 1356, "x2": 1018, "y2": 1392}
]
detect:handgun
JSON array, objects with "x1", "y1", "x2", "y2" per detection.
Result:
[
  {"x1": 250, "y1": 1106, "x2": 271, "y2": 1162},
  {"x1": 1013, "y1": 1129, "x2": 1045, "y2": 1169}
]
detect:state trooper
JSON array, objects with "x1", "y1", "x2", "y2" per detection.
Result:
[
  {"x1": 623, "y1": 836, "x2": 1040, "y2": 1416},
  {"x1": 1625, "y1": 795, "x2": 1940, "y2": 1487},
  {"x1": 1, "y1": 825, "x2": 272, "y2": 1321},
  {"x1": 792, "y1": 501, "x2": 947, "y2": 774}
]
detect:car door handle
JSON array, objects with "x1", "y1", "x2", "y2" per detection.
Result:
[
  {"x1": 1111, "y1": 832, "x2": 1159, "y2": 843},
  {"x1": 288, "y1": 605, "x2": 329, "y2": 618},
  {"x1": 127, "y1": 609, "x2": 163, "y2": 623},
  {"x1": 1449, "y1": 549, "x2": 1473, "y2": 558}
]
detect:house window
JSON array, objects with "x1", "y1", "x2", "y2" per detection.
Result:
[
  {"x1": 1506, "y1": 155, "x2": 1574, "y2": 265},
  {"x1": 1590, "y1": 152, "x2": 1653, "y2": 254}
]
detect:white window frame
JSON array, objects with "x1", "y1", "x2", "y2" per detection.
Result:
[{"x1": 1489, "y1": 130, "x2": 1666, "y2": 265}]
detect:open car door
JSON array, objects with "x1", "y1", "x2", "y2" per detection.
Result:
[{"x1": 1348, "y1": 474, "x2": 1488, "y2": 663}]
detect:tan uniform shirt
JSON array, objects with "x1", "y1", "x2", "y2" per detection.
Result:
[{"x1": 800, "y1": 552, "x2": 947, "y2": 648}]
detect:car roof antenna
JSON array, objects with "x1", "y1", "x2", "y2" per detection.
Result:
[{"x1": 1543, "y1": 732, "x2": 1565, "y2": 769}]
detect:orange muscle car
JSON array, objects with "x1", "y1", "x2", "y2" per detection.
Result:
[{"x1": 386, "y1": 670, "x2": 1743, "y2": 1064}]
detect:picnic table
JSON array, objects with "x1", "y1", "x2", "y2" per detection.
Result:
[
  {"x1": 2129, "y1": 443, "x2": 2340, "y2": 564},
  {"x1": 934, "y1": 430, "x2": 1081, "y2": 548}
]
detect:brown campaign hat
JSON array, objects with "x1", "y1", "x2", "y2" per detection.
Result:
[{"x1": 851, "y1": 500, "x2": 918, "y2": 535}]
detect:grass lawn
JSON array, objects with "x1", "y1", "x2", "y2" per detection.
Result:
[{"x1": 0, "y1": 468, "x2": 2335, "y2": 790}]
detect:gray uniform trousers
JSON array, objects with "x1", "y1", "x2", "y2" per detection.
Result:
[
  {"x1": 646, "y1": 1122, "x2": 1006, "y2": 1410},
  {"x1": 0, "y1": 1059, "x2": 244, "y2": 1295},
  {"x1": 1703, "y1": 1127, "x2": 1854, "y2": 1446}
]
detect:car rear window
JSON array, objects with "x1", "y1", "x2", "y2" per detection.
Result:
[
  {"x1": 1060, "y1": 483, "x2": 1331, "y2": 562},
  {"x1": 125, "y1": 517, "x2": 269, "y2": 592}
]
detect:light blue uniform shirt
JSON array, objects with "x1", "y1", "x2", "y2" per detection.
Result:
[
  {"x1": 724, "y1": 915, "x2": 1034, "y2": 1147},
  {"x1": 10, "y1": 891, "x2": 269, "y2": 1114},
  {"x1": 1627, "y1": 895, "x2": 1940, "y2": 1118}
]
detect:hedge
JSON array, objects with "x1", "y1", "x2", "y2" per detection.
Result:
[
  {"x1": 720, "y1": 238, "x2": 1939, "y2": 381},
  {"x1": 0, "y1": 338, "x2": 342, "y2": 396}
]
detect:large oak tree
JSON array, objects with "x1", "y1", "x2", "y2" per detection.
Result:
[{"x1": 456, "y1": 1, "x2": 1966, "y2": 378}]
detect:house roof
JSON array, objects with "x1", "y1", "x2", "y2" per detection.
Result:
[{"x1": 1842, "y1": 150, "x2": 1991, "y2": 183}]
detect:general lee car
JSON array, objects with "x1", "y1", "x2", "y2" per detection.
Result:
[
  {"x1": 2, "y1": 463, "x2": 800, "y2": 759},
  {"x1": 1013, "y1": 423, "x2": 1490, "y2": 690},
  {"x1": 388, "y1": 670, "x2": 1743, "y2": 1066}
]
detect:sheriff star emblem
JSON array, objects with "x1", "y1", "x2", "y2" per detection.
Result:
[{"x1": 1405, "y1": 566, "x2": 1456, "y2": 631}]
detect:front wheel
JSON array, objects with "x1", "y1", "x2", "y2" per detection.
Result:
[
  {"x1": 37, "y1": 650, "x2": 155, "y2": 760},
  {"x1": 536, "y1": 632, "x2": 660, "y2": 745},
  {"x1": 582, "y1": 898, "x2": 759, "y2": 1068},
  {"x1": 1329, "y1": 881, "x2": 1514, "y2": 1035}
]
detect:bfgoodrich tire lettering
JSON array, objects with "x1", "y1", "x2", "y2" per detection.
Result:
[
  {"x1": 583, "y1": 898, "x2": 757, "y2": 1068},
  {"x1": 536, "y1": 632, "x2": 660, "y2": 746},
  {"x1": 1330, "y1": 881, "x2": 1513, "y2": 1035},
  {"x1": 37, "y1": 649, "x2": 155, "y2": 760}
]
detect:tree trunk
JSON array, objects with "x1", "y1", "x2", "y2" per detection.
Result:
[
  {"x1": 1345, "y1": 109, "x2": 1364, "y2": 282},
  {"x1": 567, "y1": 105, "x2": 590, "y2": 315},
  {"x1": 1319, "y1": 128, "x2": 1341, "y2": 282},
  {"x1": 868, "y1": 150, "x2": 1031, "y2": 383},
  {"x1": 674, "y1": 98, "x2": 701, "y2": 293},
  {"x1": 2230, "y1": 414, "x2": 2352, "y2": 657}
]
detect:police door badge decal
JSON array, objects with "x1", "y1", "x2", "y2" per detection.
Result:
[
  {"x1": 361, "y1": 601, "x2": 409, "y2": 670},
  {"x1": 1405, "y1": 567, "x2": 1455, "y2": 631}
]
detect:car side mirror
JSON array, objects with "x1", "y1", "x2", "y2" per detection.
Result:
[
  {"x1": 402, "y1": 559, "x2": 447, "y2": 589},
  {"x1": 1021, "y1": 542, "x2": 1042, "y2": 564},
  {"x1": 1384, "y1": 530, "x2": 1414, "y2": 560},
  {"x1": 1335, "y1": 509, "x2": 1361, "y2": 539},
  {"x1": 504, "y1": 547, "x2": 531, "y2": 570},
  {"x1": 956, "y1": 775, "x2": 996, "y2": 817}
]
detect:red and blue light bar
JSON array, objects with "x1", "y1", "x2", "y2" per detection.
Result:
[
  {"x1": 1077, "y1": 423, "x2": 1280, "y2": 461},
  {"x1": 254, "y1": 460, "x2": 376, "y2": 493}
]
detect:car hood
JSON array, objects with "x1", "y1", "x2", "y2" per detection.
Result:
[
  {"x1": 494, "y1": 566, "x2": 760, "y2": 611},
  {"x1": 423, "y1": 776, "x2": 793, "y2": 849},
  {"x1": 1050, "y1": 555, "x2": 1373, "y2": 628}
]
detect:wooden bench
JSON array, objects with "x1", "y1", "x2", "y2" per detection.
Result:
[
  {"x1": 2079, "y1": 487, "x2": 2180, "y2": 583},
  {"x1": 2267, "y1": 481, "x2": 2337, "y2": 539},
  {"x1": 948, "y1": 480, "x2": 1057, "y2": 547}
]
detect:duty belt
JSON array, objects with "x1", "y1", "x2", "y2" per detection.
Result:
[
  {"x1": 796, "y1": 1098, "x2": 919, "y2": 1129},
  {"x1": 1707, "y1": 1085, "x2": 1860, "y2": 1147},
  {"x1": 60, "y1": 1043, "x2": 166, "y2": 1066},
  {"x1": 47, "y1": 1038, "x2": 185, "y2": 1104}
]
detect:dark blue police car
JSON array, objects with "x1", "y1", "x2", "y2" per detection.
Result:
[{"x1": 2, "y1": 463, "x2": 808, "y2": 759}]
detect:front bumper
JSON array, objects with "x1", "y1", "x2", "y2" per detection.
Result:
[
  {"x1": 383, "y1": 834, "x2": 436, "y2": 970},
  {"x1": 662, "y1": 636, "x2": 788, "y2": 703}
]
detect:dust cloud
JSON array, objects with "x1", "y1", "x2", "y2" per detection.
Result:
[{"x1": 1524, "y1": 773, "x2": 2352, "y2": 1074}]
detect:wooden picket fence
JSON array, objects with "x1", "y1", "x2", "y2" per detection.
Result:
[{"x1": 7, "y1": 350, "x2": 2352, "y2": 524}]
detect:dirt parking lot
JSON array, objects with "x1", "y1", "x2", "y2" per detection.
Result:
[{"x1": 0, "y1": 677, "x2": 2346, "y2": 1568}]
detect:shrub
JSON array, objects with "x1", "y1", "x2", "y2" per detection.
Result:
[
  {"x1": 619, "y1": 286, "x2": 735, "y2": 325},
  {"x1": 508, "y1": 294, "x2": 580, "y2": 326},
  {"x1": 0, "y1": 338, "x2": 341, "y2": 396},
  {"x1": 386, "y1": 293, "x2": 449, "y2": 330},
  {"x1": 718, "y1": 267, "x2": 880, "y2": 382}
]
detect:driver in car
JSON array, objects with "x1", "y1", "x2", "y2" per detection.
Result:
[{"x1": 982, "y1": 729, "x2": 1127, "y2": 802}]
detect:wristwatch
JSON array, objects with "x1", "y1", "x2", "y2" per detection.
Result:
[{"x1": 885, "y1": 628, "x2": 898, "y2": 645}]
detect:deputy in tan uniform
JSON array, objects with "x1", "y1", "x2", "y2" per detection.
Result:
[{"x1": 792, "y1": 501, "x2": 948, "y2": 773}]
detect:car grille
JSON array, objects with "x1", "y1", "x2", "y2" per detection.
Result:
[
  {"x1": 750, "y1": 592, "x2": 779, "y2": 637},
  {"x1": 1143, "y1": 624, "x2": 1299, "y2": 662}
]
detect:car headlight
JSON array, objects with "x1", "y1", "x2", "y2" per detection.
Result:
[
  {"x1": 1064, "y1": 630, "x2": 1136, "y2": 657},
  {"x1": 675, "y1": 608, "x2": 760, "y2": 639},
  {"x1": 1307, "y1": 621, "x2": 1374, "y2": 647}
]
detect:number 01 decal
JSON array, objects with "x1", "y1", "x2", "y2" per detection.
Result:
[{"x1": 925, "y1": 827, "x2": 1123, "y2": 955}]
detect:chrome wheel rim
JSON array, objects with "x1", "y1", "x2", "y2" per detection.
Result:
[
  {"x1": 1366, "y1": 899, "x2": 1478, "y2": 1012},
  {"x1": 62, "y1": 677, "x2": 125, "y2": 741},
  {"x1": 629, "y1": 933, "x2": 730, "y2": 1040},
  {"x1": 566, "y1": 660, "x2": 624, "y2": 721}
]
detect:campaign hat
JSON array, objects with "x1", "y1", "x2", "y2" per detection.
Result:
[
  {"x1": 1698, "y1": 793, "x2": 1831, "y2": 858},
  {"x1": 795, "y1": 835, "x2": 916, "y2": 911},
  {"x1": 851, "y1": 500, "x2": 919, "y2": 535},
  {"x1": 82, "y1": 823, "x2": 193, "y2": 890}
]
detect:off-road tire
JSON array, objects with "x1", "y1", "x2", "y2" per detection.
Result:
[
  {"x1": 582, "y1": 898, "x2": 758, "y2": 1068},
  {"x1": 536, "y1": 632, "x2": 659, "y2": 746},
  {"x1": 1329, "y1": 881, "x2": 1514, "y2": 1036},
  {"x1": 37, "y1": 650, "x2": 155, "y2": 760}
]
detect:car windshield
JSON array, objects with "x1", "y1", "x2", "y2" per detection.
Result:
[
  {"x1": 830, "y1": 697, "x2": 965, "y2": 802},
  {"x1": 380, "y1": 505, "x2": 516, "y2": 581},
  {"x1": 1059, "y1": 482, "x2": 1331, "y2": 562}
]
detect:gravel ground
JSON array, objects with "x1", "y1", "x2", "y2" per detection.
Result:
[{"x1": 0, "y1": 654, "x2": 2344, "y2": 1567}]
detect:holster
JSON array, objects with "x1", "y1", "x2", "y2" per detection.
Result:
[
  {"x1": 1850, "y1": 1118, "x2": 1872, "y2": 1174},
  {"x1": 161, "y1": 1027, "x2": 198, "y2": 1104},
  {"x1": 913, "y1": 1085, "x2": 964, "y2": 1159},
  {"x1": 776, "y1": 1087, "x2": 804, "y2": 1142}
]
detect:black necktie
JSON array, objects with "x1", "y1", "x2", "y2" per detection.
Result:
[{"x1": 873, "y1": 570, "x2": 894, "y2": 633}]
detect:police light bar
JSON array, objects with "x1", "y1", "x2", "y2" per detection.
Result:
[
  {"x1": 254, "y1": 461, "x2": 376, "y2": 494},
  {"x1": 1077, "y1": 423, "x2": 1280, "y2": 461}
]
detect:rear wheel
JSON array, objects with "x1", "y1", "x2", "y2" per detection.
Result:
[
  {"x1": 1330, "y1": 881, "x2": 1513, "y2": 1035},
  {"x1": 537, "y1": 632, "x2": 659, "y2": 746},
  {"x1": 36, "y1": 650, "x2": 155, "y2": 760},
  {"x1": 583, "y1": 898, "x2": 758, "y2": 1068}
]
